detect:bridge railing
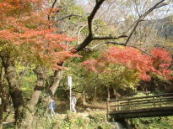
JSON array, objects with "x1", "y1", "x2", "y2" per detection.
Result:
[{"x1": 107, "y1": 93, "x2": 173, "y2": 116}]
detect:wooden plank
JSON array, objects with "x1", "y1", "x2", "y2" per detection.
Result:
[
  {"x1": 109, "y1": 93, "x2": 173, "y2": 102},
  {"x1": 110, "y1": 106, "x2": 173, "y2": 114},
  {"x1": 111, "y1": 98, "x2": 173, "y2": 107},
  {"x1": 109, "y1": 106, "x2": 173, "y2": 121}
]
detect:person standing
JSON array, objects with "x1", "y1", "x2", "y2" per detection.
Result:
[
  {"x1": 71, "y1": 95, "x2": 77, "y2": 112},
  {"x1": 48, "y1": 98, "x2": 56, "y2": 116}
]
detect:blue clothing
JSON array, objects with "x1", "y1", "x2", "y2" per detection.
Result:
[
  {"x1": 48, "y1": 101, "x2": 56, "y2": 116},
  {"x1": 49, "y1": 101, "x2": 56, "y2": 111}
]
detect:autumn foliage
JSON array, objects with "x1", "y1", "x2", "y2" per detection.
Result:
[
  {"x1": 0, "y1": 0, "x2": 76, "y2": 69},
  {"x1": 83, "y1": 46, "x2": 173, "y2": 81}
]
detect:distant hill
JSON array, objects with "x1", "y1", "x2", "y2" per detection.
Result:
[
  {"x1": 141, "y1": 16, "x2": 173, "y2": 53},
  {"x1": 156, "y1": 16, "x2": 173, "y2": 41},
  {"x1": 148, "y1": 15, "x2": 173, "y2": 41}
]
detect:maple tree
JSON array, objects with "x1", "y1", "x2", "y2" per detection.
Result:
[
  {"x1": 0, "y1": 0, "x2": 76, "y2": 69},
  {"x1": 0, "y1": 0, "x2": 77, "y2": 126},
  {"x1": 83, "y1": 46, "x2": 173, "y2": 81}
]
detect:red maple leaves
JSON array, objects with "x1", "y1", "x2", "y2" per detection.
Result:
[
  {"x1": 0, "y1": 0, "x2": 76, "y2": 70},
  {"x1": 151, "y1": 48, "x2": 172, "y2": 79},
  {"x1": 83, "y1": 46, "x2": 172, "y2": 81}
]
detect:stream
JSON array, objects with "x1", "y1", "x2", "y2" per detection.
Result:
[{"x1": 112, "y1": 120, "x2": 132, "y2": 129}]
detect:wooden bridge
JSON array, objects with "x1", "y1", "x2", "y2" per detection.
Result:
[{"x1": 107, "y1": 93, "x2": 173, "y2": 121}]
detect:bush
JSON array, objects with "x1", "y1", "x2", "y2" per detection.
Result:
[
  {"x1": 130, "y1": 116, "x2": 173, "y2": 129},
  {"x1": 30, "y1": 111, "x2": 113, "y2": 129}
]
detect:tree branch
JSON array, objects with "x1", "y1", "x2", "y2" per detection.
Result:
[
  {"x1": 88, "y1": 0, "x2": 105, "y2": 35},
  {"x1": 125, "y1": 0, "x2": 167, "y2": 45},
  {"x1": 48, "y1": 0, "x2": 58, "y2": 21},
  {"x1": 93, "y1": 35, "x2": 128, "y2": 40},
  {"x1": 76, "y1": 0, "x2": 105, "y2": 52},
  {"x1": 106, "y1": 41, "x2": 126, "y2": 46},
  {"x1": 57, "y1": 14, "x2": 83, "y2": 21}
]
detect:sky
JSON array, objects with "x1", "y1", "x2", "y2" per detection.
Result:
[
  {"x1": 75, "y1": 0, "x2": 89, "y2": 5},
  {"x1": 74, "y1": 0, "x2": 173, "y2": 20}
]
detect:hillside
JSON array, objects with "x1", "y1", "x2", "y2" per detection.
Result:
[{"x1": 155, "y1": 15, "x2": 173, "y2": 41}]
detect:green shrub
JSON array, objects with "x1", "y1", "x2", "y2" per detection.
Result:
[
  {"x1": 130, "y1": 116, "x2": 173, "y2": 129},
  {"x1": 30, "y1": 111, "x2": 113, "y2": 129}
]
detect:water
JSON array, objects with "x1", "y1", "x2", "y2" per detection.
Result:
[
  {"x1": 116, "y1": 122, "x2": 127, "y2": 129},
  {"x1": 111, "y1": 120, "x2": 132, "y2": 129}
]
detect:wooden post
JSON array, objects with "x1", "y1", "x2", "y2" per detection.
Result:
[
  {"x1": 153, "y1": 96, "x2": 156, "y2": 107},
  {"x1": 107, "y1": 87, "x2": 110, "y2": 121},
  {"x1": 128, "y1": 99, "x2": 130, "y2": 110},
  {"x1": 115, "y1": 100, "x2": 117, "y2": 111},
  {"x1": 106, "y1": 98, "x2": 110, "y2": 121},
  {"x1": 118, "y1": 100, "x2": 120, "y2": 111},
  {"x1": 159, "y1": 96, "x2": 162, "y2": 107}
]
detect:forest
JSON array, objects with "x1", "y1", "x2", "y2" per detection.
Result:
[{"x1": 0, "y1": 0, "x2": 173, "y2": 129}]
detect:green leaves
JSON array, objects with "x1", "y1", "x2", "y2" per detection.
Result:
[{"x1": 130, "y1": 116, "x2": 173, "y2": 129}]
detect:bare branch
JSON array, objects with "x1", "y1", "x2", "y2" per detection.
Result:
[
  {"x1": 48, "y1": 0, "x2": 58, "y2": 21},
  {"x1": 155, "y1": 3, "x2": 168, "y2": 9},
  {"x1": 106, "y1": 41, "x2": 126, "y2": 46},
  {"x1": 88, "y1": 0, "x2": 105, "y2": 35},
  {"x1": 125, "y1": 0, "x2": 167, "y2": 45},
  {"x1": 93, "y1": 35, "x2": 128, "y2": 40},
  {"x1": 76, "y1": 0, "x2": 105, "y2": 52},
  {"x1": 77, "y1": 25, "x2": 87, "y2": 44},
  {"x1": 57, "y1": 14, "x2": 83, "y2": 21}
]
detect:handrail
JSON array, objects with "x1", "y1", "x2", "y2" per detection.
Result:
[
  {"x1": 114, "y1": 96, "x2": 173, "y2": 105},
  {"x1": 109, "y1": 93, "x2": 173, "y2": 102},
  {"x1": 110, "y1": 99, "x2": 173, "y2": 108},
  {"x1": 107, "y1": 93, "x2": 173, "y2": 116}
]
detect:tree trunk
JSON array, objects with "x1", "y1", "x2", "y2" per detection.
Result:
[
  {"x1": 0, "y1": 54, "x2": 24, "y2": 124},
  {"x1": 20, "y1": 67, "x2": 46, "y2": 129},
  {"x1": 9, "y1": 88, "x2": 24, "y2": 124},
  {"x1": 0, "y1": 70, "x2": 3, "y2": 129},
  {"x1": 50, "y1": 70, "x2": 63, "y2": 95},
  {"x1": 0, "y1": 67, "x2": 4, "y2": 127}
]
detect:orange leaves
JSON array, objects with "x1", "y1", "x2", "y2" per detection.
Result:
[
  {"x1": 0, "y1": 30, "x2": 18, "y2": 41},
  {"x1": 103, "y1": 47, "x2": 154, "y2": 81},
  {"x1": 20, "y1": 29, "x2": 53, "y2": 39},
  {"x1": 151, "y1": 48, "x2": 172, "y2": 79},
  {"x1": 44, "y1": 33, "x2": 75, "y2": 42},
  {"x1": 151, "y1": 48, "x2": 172, "y2": 67},
  {"x1": 25, "y1": 0, "x2": 42, "y2": 2},
  {"x1": 0, "y1": 0, "x2": 29, "y2": 16},
  {"x1": 83, "y1": 46, "x2": 173, "y2": 81},
  {"x1": 0, "y1": 2, "x2": 13, "y2": 10},
  {"x1": 0, "y1": 0, "x2": 76, "y2": 70}
]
